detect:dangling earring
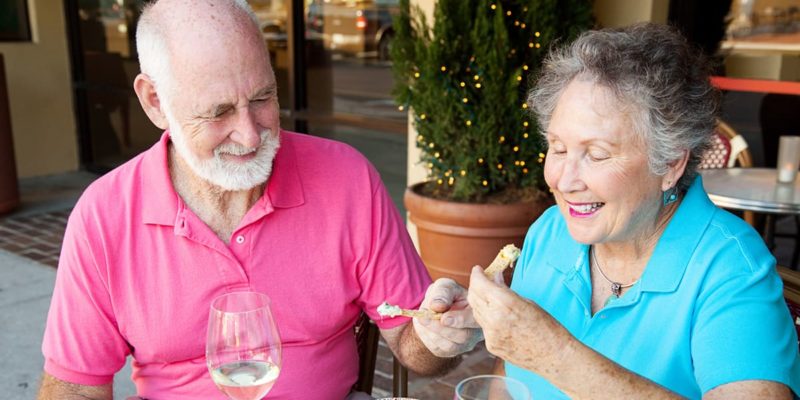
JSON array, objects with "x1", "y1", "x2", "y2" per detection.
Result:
[{"x1": 662, "y1": 182, "x2": 678, "y2": 206}]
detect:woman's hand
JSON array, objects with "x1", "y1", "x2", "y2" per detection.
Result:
[
  {"x1": 468, "y1": 266, "x2": 566, "y2": 366},
  {"x1": 412, "y1": 278, "x2": 483, "y2": 357}
]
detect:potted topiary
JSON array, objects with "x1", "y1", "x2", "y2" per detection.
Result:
[{"x1": 392, "y1": 0, "x2": 593, "y2": 287}]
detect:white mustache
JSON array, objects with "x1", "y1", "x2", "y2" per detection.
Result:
[{"x1": 214, "y1": 129, "x2": 272, "y2": 157}]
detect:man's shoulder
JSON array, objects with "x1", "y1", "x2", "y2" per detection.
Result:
[
  {"x1": 281, "y1": 130, "x2": 370, "y2": 166},
  {"x1": 75, "y1": 146, "x2": 157, "y2": 214}
]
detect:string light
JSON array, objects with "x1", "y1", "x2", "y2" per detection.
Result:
[
  {"x1": 521, "y1": 23, "x2": 526, "y2": 29},
  {"x1": 521, "y1": 103, "x2": 528, "y2": 109},
  {"x1": 523, "y1": 65, "x2": 529, "y2": 71},
  {"x1": 490, "y1": 4, "x2": 496, "y2": 10},
  {"x1": 417, "y1": 134, "x2": 423, "y2": 141},
  {"x1": 475, "y1": 83, "x2": 482, "y2": 89},
  {"x1": 427, "y1": 162, "x2": 433, "y2": 168},
  {"x1": 514, "y1": 21, "x2": 520, "y2": 26},
  {"x1": 434, "y1": 152, "x2": 440, "y2": 158},
  {"x1": 497, "y1": 163, "x2": 503, "y2": 170},
  {"x1": 517, "y1": 75, "x2": 522, "y2": 82},
  {"x1": 466, "y1": 120, "x2": 472, "y2": 126},
  {"x1": 520, "y1": 161, "x2": 526, "y2": 166},
  {"x1": 440, "y1": 66, "x2": 447, "y2": 72},
  {"x1": 420, "y1": 113, "x2": 427, "y2": 120},
  {"x1": 482, "y1": 180, "x2": 488, "y2": 186},
  {"x1": 528, "y1": 42, "x2": 534, "y2": 48},
  {"x1": 460, "y1": 82, "x2": 466, "y2": 87},
  {"x1": 460, "y1": 170, "x2": 466, "y2": 176},
  {"x1": 478, "y1": 158, "x2": 484, "y2": 164},
  {"x1": 513, "y1": 146, "x2": 519, "y2": 152},
  {"x1": 523, "y1": 168, "x2": 529, "y2": 174},
  {"x1": 506, "y1": 11, "x2": 511, "y2": 16},
  {"x1": 535, "y1": 43, "x2": 541, "y2": 49},
  {"x1": 474, "y1": 74, "x2": 480, "y2": 81},
  {"x1": 398, "y1": 105, "x2": 405, "y2": 111},
  {"x1": 414, "y1": 72, "x2": 420, "y2": 78},
  {"x1": 499, "y1": 136, "x2": 505, "y2": 143},
  {"x1": 535, "y1": 31, "x2": 540, "y2": 37},
  {"x1": 444, "y1": 170, "x2": 451, "y2": 176},
  {"x1": 448, "y1": 177, "x2": 454, "y2": 185},
  {"x1": 462, "y1": 97, "x2": 468, "y2": 103},
  {"x1": 437, "y1": 179, "x2": 443, "y2": 185},
  {"x1": 523, "y1": 133, "x2": 529, "y2": 139},
  {"x1": 428, "y1": 142, "x2": 434, "y2": 148},
  {"x1": 523, "y1": 121, "x2": 529, "y2": 127},
  {"x1": 514, "y1": 161, "x2": 520, "y2": 166}
]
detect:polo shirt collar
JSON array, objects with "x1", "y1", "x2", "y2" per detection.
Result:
[
  {"x1": 543, "y1": 175, "x2": 715, "y2": 294},
  {"x1": 141, "y1": 132, "x2": 179, "y2": 226},
  {"x1": 141, "y1": 130, "x2": 305, "y2": 226},
  {"x1": 640, "y1": 175, "x2": 714, "y2": 293}
]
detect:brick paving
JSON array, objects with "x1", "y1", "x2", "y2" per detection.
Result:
[{"x1": 0, "y1": 209, "x2": 70, "y2": 268}]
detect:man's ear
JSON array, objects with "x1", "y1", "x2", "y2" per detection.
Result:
[{"x1": 133, "y1": 73, "x2": 169, "y2": 130}]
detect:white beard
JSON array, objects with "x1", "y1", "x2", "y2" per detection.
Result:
[{"x1": 165, "y1": 112, "x2": 280, "y2": 191}]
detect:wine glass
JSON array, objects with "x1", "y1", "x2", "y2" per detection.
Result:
[
  {"x1": 206, "y1": 291, "x2": 282, "y2": 400},
  {"x1": 454, "y1": 374, "x2": 531, "y2": 400}
]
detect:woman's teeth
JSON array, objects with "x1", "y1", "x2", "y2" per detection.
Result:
[{"x1": 571, "y1": 202, "x2": 604, "y2": 213}]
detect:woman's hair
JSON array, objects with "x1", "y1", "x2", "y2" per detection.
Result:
[
  {"x1": 135, "y1": 0, "x2": 260, "y2": 103},
  {"x1": 529, "y1": 22, "x2": 720, "y2": 193}
]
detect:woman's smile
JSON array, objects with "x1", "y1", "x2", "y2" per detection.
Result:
[{"x1": 567, "y1": 201, "x2": 605, "y2": 217}]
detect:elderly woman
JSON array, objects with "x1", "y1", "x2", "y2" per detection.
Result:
[{"x1": 467, "y1": 23, "x2": 800, "y2": 398}]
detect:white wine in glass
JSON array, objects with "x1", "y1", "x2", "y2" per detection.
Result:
[{"x1": 206, "y1": 291, "x2": 282, "y2": 400}]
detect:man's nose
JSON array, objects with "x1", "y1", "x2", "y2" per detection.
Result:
[{"x1": 230, "y1": 107, "x2": 261, "y2": 149}]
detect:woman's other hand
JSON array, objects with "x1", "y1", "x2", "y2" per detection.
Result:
[{"x1": 468, "y1": 266, "x2": 567, "y2": 366}]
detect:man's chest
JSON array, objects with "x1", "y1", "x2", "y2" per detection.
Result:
[{"x1": 107, "y1": 223, "x2": 363, "y2": 365}]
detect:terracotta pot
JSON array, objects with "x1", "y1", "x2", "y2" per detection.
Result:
[{"x1": 404, "y1": 183, "x2": 551, "y2": 288}]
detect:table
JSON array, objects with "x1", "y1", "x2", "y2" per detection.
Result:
[
  {"x1": 700, "y1": 168, "x2": 800, "y2": 267},
  {"x1": 701, "y1": 168, "x2": 800, "y2": 214}
]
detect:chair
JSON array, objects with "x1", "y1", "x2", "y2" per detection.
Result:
[
  {"x1": 353, "y1": 312, "x2": 409, "y2": 396},
  {"x1": 777, "y1": 266, "x2": 800, "y2": 351},
  {"x1": 699, "y1": 119, "x2": 755, "y2": 226}
]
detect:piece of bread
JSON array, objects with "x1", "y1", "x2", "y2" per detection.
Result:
[{"x1": 482, "y1": 244, "x2": 521, "y2": 278}]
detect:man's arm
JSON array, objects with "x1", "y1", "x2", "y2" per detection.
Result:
[
  {"x1": 37, "y1": 372, "x2": 112, "y2": 400},
  {"x1": 379, "y1": 278, "x2": 483, "y2": 376},
  {"x1": 380, "y1": 322, "x2": 461, "y2": 376}
]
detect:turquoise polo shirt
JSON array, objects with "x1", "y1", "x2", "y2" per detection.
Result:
[{"x1": 507, "y1": 176, "x2": 800, "y2": 399}]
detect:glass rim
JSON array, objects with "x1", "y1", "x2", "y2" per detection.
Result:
[
  {"x1": 454, "y1": 374, "x2": 529, "y2": 397},
  {"x1": 209, "y1": 290, "x2": 272, "y2": 315}
]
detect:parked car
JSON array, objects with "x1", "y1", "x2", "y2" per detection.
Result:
[{"x1": 307, "y1": 0, "x2": 399, "y2": 61}]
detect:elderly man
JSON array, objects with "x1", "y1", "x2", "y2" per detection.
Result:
[{"x1": 37, "y1": 1, "x2": 480, "y2": 399}]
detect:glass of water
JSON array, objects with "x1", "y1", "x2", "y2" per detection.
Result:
[
  {"x1": 454, "y1": 374, "x2": 531, "y2": 400},
  {"x1": 206, "y1": 291, "x2": 282, "y2": 400}
]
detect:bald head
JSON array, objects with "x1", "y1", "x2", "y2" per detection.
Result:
[{"x1": 136, "y1": 0, "x2": 268, "y2": 99}]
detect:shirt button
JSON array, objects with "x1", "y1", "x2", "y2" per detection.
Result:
[{"x1": 235, "y1": 235, "x2": 245, "y2": 244}]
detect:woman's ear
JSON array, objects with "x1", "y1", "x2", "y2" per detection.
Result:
[
  {"x1": 662, "y1": 149, "x2": 690, "y2": 191},
  {"x1": 133, "y1": 73, "x2": 169, "y2": 130}
]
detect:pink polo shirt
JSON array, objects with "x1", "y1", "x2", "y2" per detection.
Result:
[{"x1": 42, "y1": 131, "x2": 431, "y2": 399}]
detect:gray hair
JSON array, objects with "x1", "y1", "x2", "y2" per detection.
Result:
[
  {"x1": 136, "y1": 0, "x2": 261, "y2": 100},
  {"x1": 529, "y1": 23, "x2": 720, "y2": 193}
]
